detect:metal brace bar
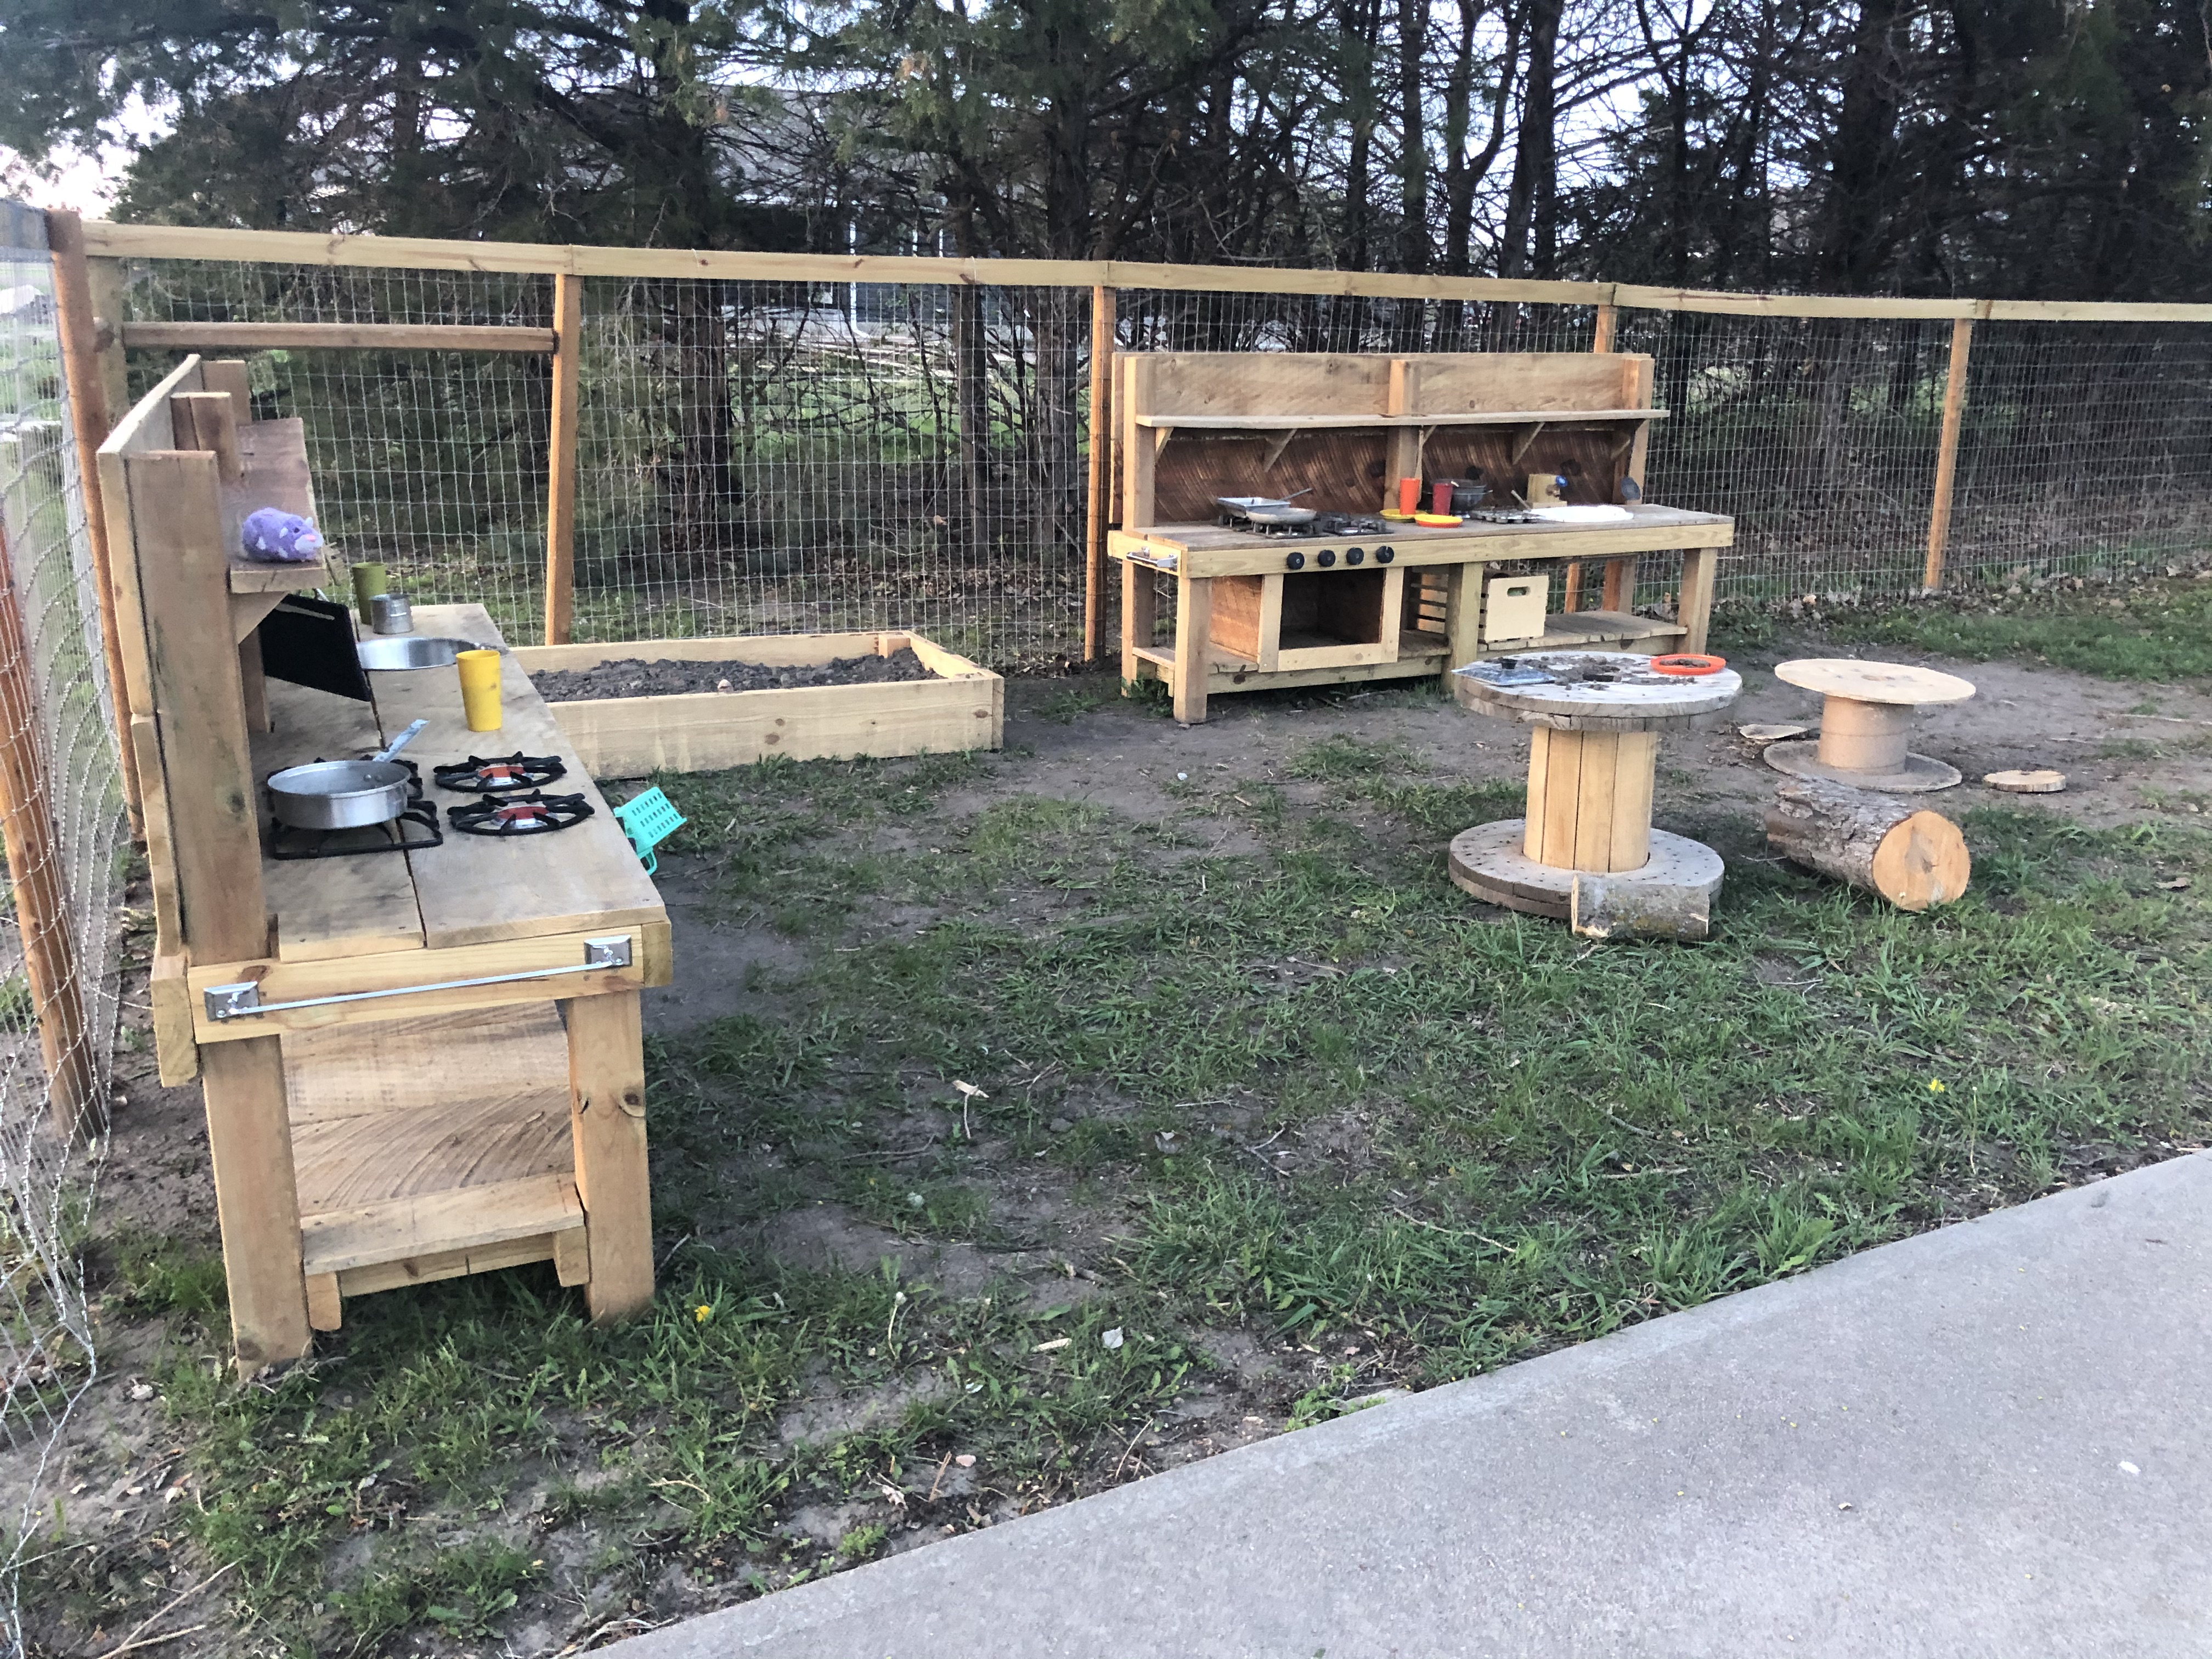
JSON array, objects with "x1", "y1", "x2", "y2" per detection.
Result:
[{"x1": 202, "y1": 935, "x2": 634, "y2": 1023}]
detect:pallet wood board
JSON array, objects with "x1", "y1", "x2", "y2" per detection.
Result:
[
  {"x1": 511, "y1": 630, "x2": 1004, "y2": 777},
  {"x1": 301, "y1": 1172, "x2": 583, "y2": 1277},
  {"x1": 284, "y1": 1006, "x2": 573, "y2": 1215}
]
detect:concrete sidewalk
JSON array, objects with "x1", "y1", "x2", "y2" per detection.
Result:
[{"x1": 624, "y1": 1153, "x2": 2212, "y2": 1658}]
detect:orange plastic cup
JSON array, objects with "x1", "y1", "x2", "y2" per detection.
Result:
[
  {"x1": 458, "y1": 648, "x2": 503, "y2": 732},
  {"x1": 1397, "y1": 477, "x2": 1420, "y2": 515}
]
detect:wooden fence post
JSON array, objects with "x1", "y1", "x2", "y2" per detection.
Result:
[
  {"x1": 1084, "y1": 285, "x2": 1116, "y2": 664},
  {"x1": 47, "y1": 208, "x2": 142, "y2": 834},
  {"x1": 1591, "y1": 301, "x2": 1618, "y2": 354},
  {"x1": 544, "y1": 272, "x2": 582, "y2": 645},
  {"x1": 0, "y1": 520, "x2": 96, "y2": 1139},
  {"x1": 1922, "y1": 317, "x2": 1974, "y2": 592}
]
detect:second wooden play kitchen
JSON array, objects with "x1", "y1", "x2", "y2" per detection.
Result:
[
  {"x1": 102, "y1": 356, "x2": 668, "y2": 1373},
  {"x1": 1110, "y1": 349, "x2": 1735, "y2": 723}
]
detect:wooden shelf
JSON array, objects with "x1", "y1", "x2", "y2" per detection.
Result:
[
  {"x1": 1133, "y1": 408, "x2": 1668, "y2": 431},
  {"x1": 1483, "y1": 611, "x2": 1688, "y2": 652}
]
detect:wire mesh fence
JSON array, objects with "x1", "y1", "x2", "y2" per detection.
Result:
[
  {"x1": 0, "y1": 201, "x2": 129, "y2": 1656},
  {"x1": 104, "y1": 256, "x2": 2212, "y2": 667}
]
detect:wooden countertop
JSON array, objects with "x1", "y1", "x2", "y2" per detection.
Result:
[
  {"x1": 254, "y1": 603, "x2": 666, "y2": 962},
  {"x1": 1109, "y1": 504, "x2": 1732, "y2": 578}
]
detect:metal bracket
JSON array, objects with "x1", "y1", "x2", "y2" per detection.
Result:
[{"x1": 202, "y1": 935, "x2": 639, "y2": 1023}]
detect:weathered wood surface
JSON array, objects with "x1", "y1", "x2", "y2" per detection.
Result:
[{"x1": 1765, "y1": 778, "x2": 1971, "y2": 911}]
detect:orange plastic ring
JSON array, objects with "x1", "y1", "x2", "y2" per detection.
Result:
[{"x1": 1650, "y1": 653, "x2": 1726, "y2": 676}]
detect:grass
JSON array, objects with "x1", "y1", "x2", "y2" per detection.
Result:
[
  {"x1": 37, "y1": 718, "x2": 2212, "y2": 1656},
  {"x1": 1780, "y1": 571, "x2": 2212, "y2": 681}
]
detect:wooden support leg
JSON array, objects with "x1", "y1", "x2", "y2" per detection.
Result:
[
  {"x1": 1678, "y1": 546, "x2": 1718, "y2": 654},
  {"x1": 238, "y1": 635, "x2": 270, "y2": 733},
  {"x1": 1561, "y1": 561, "x2": 1582, "y2": 613},
  {"x1": 1172, "y1": 573, "x2": 1212, "y2": 725},
  {"x1": 200, "y1": 1036, "x2": 312, "y2": 1373},
  {"x1": 1523, "y1": 727, "x2": 1658, "y2": 872},
  {"x1": 1442, "y1": 562, "x2": 1484, "y2": 676},
  {"x1": 1120, "y1": 560, "x2": 1155, "y2": 690},
  {"x1": 566, "y1": 991, "x2": 653, "y2": 1322},
  {"x1": 1601, "y1": 555, "x2": 1639, "y2": 615},
  {"x1": 306, "y1": 1273, "x2": 342, "y2": 1333}
]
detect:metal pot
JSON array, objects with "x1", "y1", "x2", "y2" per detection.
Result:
[
  {"x1": 1451, "y1": 477, "x2": 1488, "y2": 514},
  {"x1": 357, "y1": 635, "x2": 483, "y2": 671},
  {"x1": 267, "y1": 720, "x2": 426, "y2": 831}
]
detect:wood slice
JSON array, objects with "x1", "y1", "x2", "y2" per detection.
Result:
[
  {"x1": 1984, "y1": 769, "x2": 2066, "y2": 794},
  {"x1": 1765, "y1": 778, "x2": 1970, "y2": 910},
  {"x1": 1570, "y1": 873, "x2": 1711, "y2": 941}
]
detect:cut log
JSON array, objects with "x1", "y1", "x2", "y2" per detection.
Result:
[
  {"x1": 1570, "y1": 872, "x2": 1711, "y2": 941},
  {"x1": 1765, "y1": 778, "x2": 1970, "y2": 910}
]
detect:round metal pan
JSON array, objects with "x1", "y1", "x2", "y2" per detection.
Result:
[
  {"x1": 1214, "y1": 496, "x2": 1317, "y2": 527},
  {"x1": 267, "y1": 758, "x2": 415, "y2": 831},
  {"x1": 356, "y1": 635, "x2": 486, "y2": 671}
]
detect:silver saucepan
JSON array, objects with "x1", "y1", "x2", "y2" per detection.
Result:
[{"x1": 267, "y1": 720, "x2": 428, "y2": 831}]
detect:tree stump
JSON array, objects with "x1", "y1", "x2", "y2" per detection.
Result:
[{"x1": 1765, "y1": 778, "x2": 1970, "y2": 910}]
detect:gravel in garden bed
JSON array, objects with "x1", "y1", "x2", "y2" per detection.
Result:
[{"x1": 531, "y1": 646, "x2": 939, "y2": 702}]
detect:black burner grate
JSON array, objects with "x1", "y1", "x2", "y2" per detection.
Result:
[
  {"x1": 432, "y1": 753, "x2": 567, "y2": 793},
  {"x1": 446, "y1": 791, "x2": 596, "y2": 837},
  {"x1": 270, "y1": 800, "x2": 443, "y2": 860}
]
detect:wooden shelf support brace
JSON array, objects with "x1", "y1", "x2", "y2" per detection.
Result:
[{"x1": 544, "y1": 272, "x2": 583, "y2": 645}]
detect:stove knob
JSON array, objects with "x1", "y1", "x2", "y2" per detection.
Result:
[
  {"x1": 1375, "y1": 545, "x2": 1396, "y2": 563},
  {"x1": 1317, "y1": 549, "x2": 1336, "y2": 567},
  {"x1": 1283, "y1": 550, "x2": 1305, "y2": 571},
  {"x1": 1345, "y1": 546, "x2": 1365, "y2": 565}
]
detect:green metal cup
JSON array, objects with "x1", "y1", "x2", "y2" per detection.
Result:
[{"x1": 350, "y1": 562, "x2": 388, "y2": 623}]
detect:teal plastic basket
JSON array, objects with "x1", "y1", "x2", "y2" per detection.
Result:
[{"x1": 613, "y1": 787, "x2": 686, "y2": 874}]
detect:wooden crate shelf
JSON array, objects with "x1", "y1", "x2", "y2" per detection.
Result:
[{"x1": 514, "y1": 629, "x2": 1003, "y2": 777}]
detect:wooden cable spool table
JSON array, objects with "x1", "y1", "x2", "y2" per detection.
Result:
[
  {"x1": 1448, "y1": 651, "x2": 1741, "y2": 932},
  {"x1": 1763, "y1": 659, "x2": 1976, "y2": 793}
]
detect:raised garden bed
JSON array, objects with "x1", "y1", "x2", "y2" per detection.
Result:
[{"x1": 511, "y1": 630, "x2": 1003, "y2": 777}]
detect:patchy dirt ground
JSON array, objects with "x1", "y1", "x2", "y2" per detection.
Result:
[{"x1": 18, "y1": 618, "x2": 2212, "y2": 1658}]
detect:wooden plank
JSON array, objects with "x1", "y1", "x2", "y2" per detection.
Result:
[
  {"x1": 254, "y1": 679, "x2": 425, "y2": 962},
  {"x1": 1208, "y1": 575, "x2": 1270, "y2": 664},
  {"x1": 1133, "y1": 408, "x2": 1664, "y2": 430},
  {"x1": 284, "y1": 1006, "x2": 571, "y2": 1214},
  {"x1": 305, "y1": 1273, "x2": 342, "y2": 1332},
  {"x1": 1592, "y1": 303, "x2": 1618, "y2": 353},
  {"x1": 1139, "y1": 353, "x2": 1393, "y2": 420},
  {"x1": 1173, "y1": 574, "x2": 1213, "y2": 724},
  {"x1": 301, "y1": 1172, "x2": 583, "y2": 1276},
  {"x1": 1611, "y1": 732, "x2": 1658, "y2": 871},
  {"x1": 1205, "y1": 641, "x2": 1446, "y2": 692},
  {"x1": 200, "y1": 359, "x2": 252, "y2": 408},
  {"x1": 1612, "y1": 286, "x2": 1980, "y2": 320},
  {"x1": 338, "y1": 1232, "x2": 558, "y2": 1297},
  {"x1": 540, "y1": 679, "x2": 1002, "y2": 777},
  {"x1": 1622, "y1": 356, "x2": 1656, "y2": 488},
  {"x1": 1084, "y1": 286, "x2": 1115, "y2": 663},
  {"x1": 84, "y1": 256, "x2": 131, "y2": 434},
  {"x1": 1121, "y1": 356, "x2": 1159, "y2": 528},
  {"x1": 98, "y1": 357, "x2": 204, "y2": 735},
  {"x1": 1442, "y1": 563, "x2": 1484, "y2": 672},
  {"x1": 1571, "y1": 731, "x2": 1621, "y2": 872},
  {"x1": 150, "y1": 949, "x2": 197, "y2": 1085},
  {"x1": 1921, "y1": 319, "x2": 1974, "y2": 592},
  {"x1": 121, "y1": 321, "x2": 558, "y2": 352},
  {"x1": 168, "y1": 391, "x2": 242, "y2": 481},
  {"x1": 1602, "y1": 555, "x2": 1639, "y2": 613},
  {"x1": 1116, "y1": 512, "x2": 1735, "y2": 580},
  {"x1": 554, "y1": 1223, "x2": 590, "y2": 1287},
  {"x1": 188, "y1": 922, "x2": 665, "y2": 1042},
  {"x1": 129, "y1": 717, "x2": 182, "y2": 958},
  {"x1": 1677, "y1": 548, "x2": 1719, "y2": 654},
  {"x1": 370, "y1": 604, "x2": 664, "y2": 949},
  {"x1": 200, "y1": 1036, "x2": 311, "y2": 1372},
  {"x1": 544, "y1": 273, "x2": 582, "y2": 643},
  {"x1": 567, "y1": 991, "x2": 653, "y2": 1322},
  {"x1": 1400, "y1": 353, "x2": 1637, "y2": 415}
]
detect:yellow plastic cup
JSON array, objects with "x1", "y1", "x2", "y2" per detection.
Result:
[
  {"x1": 349, "y1": 562, "x2": 387, "y2": 623},
  {"x1": 458, "y1": 649, "x2": 503, "y2": 732}
]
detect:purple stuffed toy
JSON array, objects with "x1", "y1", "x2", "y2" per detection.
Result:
[{"x1": 241, "y1": 507, "x2": 326, "y2": 563}]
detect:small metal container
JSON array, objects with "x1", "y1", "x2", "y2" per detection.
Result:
[{"x1": 370, "y1": 592, "x2": 414, "y2": 635}]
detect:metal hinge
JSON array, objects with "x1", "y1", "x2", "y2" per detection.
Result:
[{"x1": 204, "y1": 934, "x2": 635, "y2": 1023}]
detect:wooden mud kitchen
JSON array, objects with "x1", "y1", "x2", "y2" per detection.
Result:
[
  {"x1": 101, "y1": 357, "x2": 669, "y2": 1373},
  {"x1": 1109, "y1": 350, "x2": 1734, "y2": 724}
]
